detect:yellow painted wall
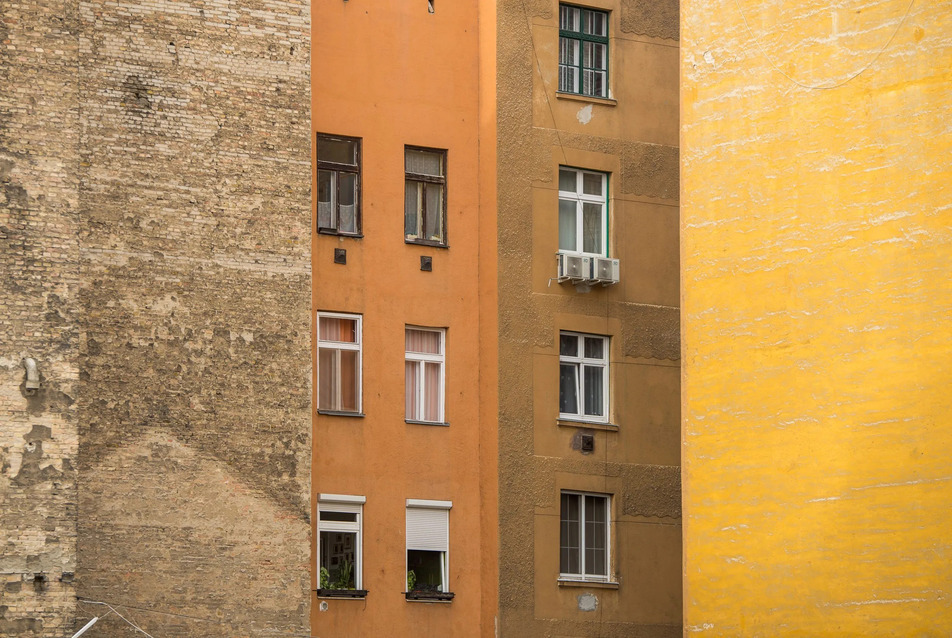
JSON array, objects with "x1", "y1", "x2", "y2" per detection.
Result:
[{"x1": 681, "y1": 1, "x2": 952, "y2": 634}]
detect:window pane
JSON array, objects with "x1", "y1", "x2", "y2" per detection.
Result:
[
  {"x1": 424, "y1": 184, "x2": 443, "y2": 241},
  {"x1": 559, "y1": 37, "x2": 578, "y2": 66},
  {"x1": 585, "y1": 495, "x2": 608, "y2": 575},
  {"x1": 406, "y1": 360, "x2": 419, "y2": 419},
  {"x1": 583, "y1": 365, "x2": 604, "y2": 416},
  {"x1": 559, "y1": 168, "x2": 577, "y2": 192},
  {"x1": 560, "y1": 5, "x2": 579, "y2": 31},
  {"x1": 591, "y1": 71, "x2": 606, "y2": 98},
  {"x1": 560, "y1": 333, "x2": 578, "y2": 356},
  {"x1": 320, "y1": 531, "x2": 357, "y2": 588},
  {"x1": 590, "y1": 42, "x2": 607, "y2": 70},
  {"x1": 317, "y1": 170, "x2": 336, "y2": 229},
  {"x1": 584, "y1": 10, "x2": 607, "y2": 37},
  {"x1": 407, "y1": 550, "x2": 445, "y2": 592},
  {"x1": 320, "y1": 511, "x2": 358, "y2": 522},
  {"x1": 319, "y1": 138, "x2": 357, "y2": 166},
  {"x1": 406, "y1": 328, "x2": 442, "y2": 354},
  {"x1": 583, "y1": 337, "x2": 603, "y2": 359},
  {"x1": 582, "y1": 172, "x2": 603, "y2": 196},
  {"x1": 423, "y1": 361, "x2": 441, "y2": 422},
  {"x1": 559, "y1": 199, "x2": 578, "y2": 252},
  {"x1": 338, "y1": 172, "x2": 357, "y2": 234},
  {"x1": 406, "y1": 149, "x2": 443, "y2": 177},
  {"x1": 560, "y1": 493, "x2": 580, "y2": 573},
  {"x1": 559, "y1": 64, "x2": 577, "y2": 94},
  {"x1": 320, "y1": 317, "x2": 357, "y2": 343},
  {"x1": 405, "y1": 180, "x2": 421, "y2": 237},
  {"x1": 339, "y1": 349, "x2": 358, "y2": 412},
  {"x1": 582, "y1": 202, "x2": 602, "y2": 254},
  {"x1": 318, "y1": 348, "x2": 338, "y2": 411},
  {"x1": 560, "y1": 363, "x2": 579, "y2": 414}
]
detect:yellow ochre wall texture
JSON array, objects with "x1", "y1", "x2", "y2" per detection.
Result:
[{"x1": 681, "y1": 1, "x2": 952, "y2": 634}]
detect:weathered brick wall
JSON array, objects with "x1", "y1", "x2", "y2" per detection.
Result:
[
  {"x1": 0, "y1": 0, "x2": 81, "y2": 634},
  {"x1": 74, "y1": 0, "x2": 312, "y2": 635},
  {"x1": 2, "y1": 0, "x2": 312, "y2": 634}
]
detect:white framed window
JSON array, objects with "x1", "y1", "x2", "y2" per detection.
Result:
[
  {"x1": 318, "y1": 494, "x2": 365, "y2": 594},
  {"x1": 558, "y1": 167, "x2": 608, "y2": 257},
  {"x1": 560, "y1": 491, "x2": 610, "y2": 582},
  {"x1": 317, "y1": 313, "x2": 362, "y2": 413},
  {"x1": 406, "y1": 499, "x2": 453, "y2": 600},
  {"x1": 405, "y1": 327, "x2": 445, "y2": 423},
  {"x1": 559, "y1": 332, "x2": 609, "y2": 422},
  {"x1": 558, "y1": 4, "x2": 609, "y2": 98}
]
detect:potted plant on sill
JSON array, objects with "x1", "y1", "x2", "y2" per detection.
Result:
[{"x1": 316, "y1": 560, "x2": 368, "y2": 599}]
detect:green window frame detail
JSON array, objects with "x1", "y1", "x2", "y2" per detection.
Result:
[{"x1": 558, "y1": 4, "x2": 609, "y2": 98}]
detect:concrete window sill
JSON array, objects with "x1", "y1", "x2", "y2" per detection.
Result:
[
  {"x1": 557, "y1": 579, "x2": 619, "y2": 590},
  {"x1": 556, "y1": 419, "x2": 619, "y2": 432},
  {"x1": 555, "y1": 92, "x2": 618, "y2": 107}
]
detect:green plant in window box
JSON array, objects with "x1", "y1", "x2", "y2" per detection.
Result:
[
  {"x1": 334, "y1": 559, "x2": 355, "y2": 590},
  {"x1": 319, "y1": 567, "x2": 330, "y2": 590},
  {"x1": 406, "y1": 570, "x2": 417, "y2": 592}
]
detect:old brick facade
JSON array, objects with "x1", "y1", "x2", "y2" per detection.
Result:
[{"x1": 1, "y1": 0, "x2": 312, "y2": 635}]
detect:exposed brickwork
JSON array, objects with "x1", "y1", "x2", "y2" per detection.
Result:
[
  {"x1": 2, "y1": 0, "x2": 311, "y2": 634},
  {"x1": 0, "y1": 0, "x2": 81, "y2": 633}
]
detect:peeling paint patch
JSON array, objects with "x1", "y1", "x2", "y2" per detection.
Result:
[
  {"x1": 577, "y1": 592, "x2": 598, "y2": 611},
  {"x1": 576, "y1": 104, "x2": 593, "y2": 124}
]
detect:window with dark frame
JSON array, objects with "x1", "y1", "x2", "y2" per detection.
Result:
[
  {"x1": 317, "y1": 134, "x2": 361, "y2": 235},
  {"x1": 558, "y1": 4, "x2": 609, "y2": 98},
  {"x1": 405, "y1": 147, "x2": 447, "y2": 246},
  {"x1": 560, "y1": 491, "x2": 610, "y2": 581}
]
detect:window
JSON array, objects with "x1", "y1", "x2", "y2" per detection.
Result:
[
  {"x1": 406, "y1": 499, "x2": 454, "y2": 600},
  {"x1": 560, "y1": 491, "x2": 610, "y2": 581},
  {"x1": 317, "y1": 313, "x2": 361, "y2": 413},
  {"x1": 317, "y1": 133, "x2": 361, "y2": 235},
  {"x1": 559, "y1": 332, "x2": 608, "y2": 422},
  {"x1": 405, "y1": 147, "x2": 447, "y2": 246},
  {"x1": 405, "y1": 327, "x2": 445, "y2": 423},
  {"x1": 559, "y1": 167, "x2": 608, "y2": 256},
  {"x1": 318, "y1": 495, "x2": 366, "y2": 596},
  {"x1": 559, "y1": 4, "x2": 609, "y2": 98}
]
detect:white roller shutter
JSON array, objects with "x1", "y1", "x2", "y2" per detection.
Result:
[{"x1": 406, "y1": 503, "x2": 450, "y2": 551}]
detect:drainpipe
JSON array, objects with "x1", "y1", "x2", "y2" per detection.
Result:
[{"x1": 23, "y1": 357, "x2": 40, "y2": 394}]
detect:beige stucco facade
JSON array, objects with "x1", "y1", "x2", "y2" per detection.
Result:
[{"x1": 496, "y1": 1, "x2": 682, "y2": 635}]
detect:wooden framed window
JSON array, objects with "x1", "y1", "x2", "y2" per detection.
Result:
[
  {"x1": 317, "y1": 133, "x2": 361, "y2": 235},
  {"x1": 405, "y1": 147, "x2": 447, "y2": 246},
  {"x1": 558, "y1": 4, "x2": 609, "y2": 98}
]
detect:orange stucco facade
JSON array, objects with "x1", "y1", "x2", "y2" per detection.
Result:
[{"x1": 310, "y1": 2, "x2": 497, "y2": 636}]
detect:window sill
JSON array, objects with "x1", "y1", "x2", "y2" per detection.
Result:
[
  {"x1": 406, "y1": 419, "x2": 450, "y2": 427},
  {"x1": 317, "y1": 229, "x2": 363, "y2": 239},
  {"x1": 557, "y1": 419, "x2": 618, "y2": 432},
  {"x1": 555, "y1": 92, "x2": 617, "y2": 107},
  {"x1": 316, "y1": 589, "x2": 369, "y2": 599},
  {"x1": 317, "y1": 410, "x2": 365, "y2": 418},
  {"x1": 404, "y1": 591, "x2": 455, "y2": 602},
  {"x1": 405, "y1": 238, "x2": 449, "y2": 249},
  {"x1": 558, "y1": 579, "x2": 619, "y2": 590}
]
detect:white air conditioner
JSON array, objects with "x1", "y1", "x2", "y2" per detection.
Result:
[
  {"x1": 593, "y1": 257, "x2": 619, "y2": 285},
  {"x1": 557, "y1": 252, "x2": 592, "y2": 282}
]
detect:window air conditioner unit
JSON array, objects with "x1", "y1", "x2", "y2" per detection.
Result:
[
  {"x1": 557, "y1": 252, "x2": 592, "y2": 282},
  {"x1": 593, "y1": 257, "x2": 619, "y2": 285}
]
